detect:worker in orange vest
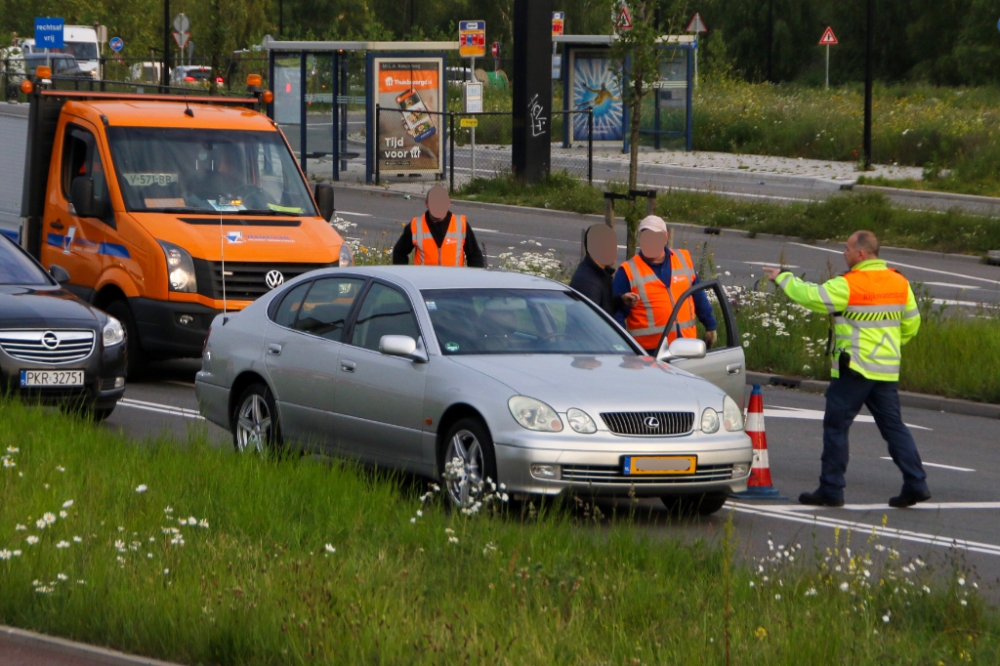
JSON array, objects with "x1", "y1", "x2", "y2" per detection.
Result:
[
  {"x1": 392, "y1": 185, "x2": 485, "y2": 267},
  {"x1": 613, "y1": 216, "x2": 717, "y2": 355}
]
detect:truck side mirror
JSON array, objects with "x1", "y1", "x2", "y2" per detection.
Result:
[
  {"x1": 70, "y1": 177, "x2": 95, "y2": 218},
  {"x1": 314, "y1": 183, "x2": 335, "y2": 222}
]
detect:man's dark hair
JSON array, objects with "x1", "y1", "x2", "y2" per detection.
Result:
[{"x1": 854, "y1": 230, "x2": 880, "y2": 257}]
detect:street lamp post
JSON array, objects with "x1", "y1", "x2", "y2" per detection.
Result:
[{"x1": 863, "y1": 0, "x2": 873, "y2": 170}]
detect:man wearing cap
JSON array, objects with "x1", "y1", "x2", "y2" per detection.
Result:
[
  {"x1": 392, "y1": 185, "x2": 485, "y2": 267},
  {"x1": 613, "y1": 216, "x2": 718, "y2": 355}
]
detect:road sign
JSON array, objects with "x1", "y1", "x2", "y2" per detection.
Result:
[
  {"x1": 109, "y1": 36, "x2": 124, "y2": 52},
  {"x1": 552, "y1": 11, "x2": 565, "y2": 36},
  {"x1": 491, "y1": 41, "x2": 499, "y2": 58},
  {"x1": 172, "y1": 13, "x2": 190, "y2": 33},
  {"x1": 173, "y1": 31, "x2": 190, "y2": 50},
  {"x1": 819, "y1": 26, "x2": 838, "y2": 45},
  {"x1": 459, "y1": 20, "x2": 486, "y2": 58},
  {"x1": 615, "y1": 5, "x2": 633, "y2": 31},
  {"x1": 461, "y1": 118, "x2": 478, "y2": 128},
  {"x1": 686, "y1": 13, "x2": 707, "y2": 33},
  {"x1": 34, "y1": 17, "x2": 64, "y2": 50}
]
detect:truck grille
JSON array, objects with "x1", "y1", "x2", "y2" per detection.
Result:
[
  {"x1": 561, "y1": 463, "x2": 734, "y2": 485},
  {"x1": 194, "y1": 261, "x2": 335, "y2": 301},
  {"x1": 0, "y1": 330, "x2": 95, "y2": 364},
  {"x1": 600, "y1": 411, "x2": 694, "y2": 436}
]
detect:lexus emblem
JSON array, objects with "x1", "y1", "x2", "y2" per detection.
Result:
[
  {"x1": 41, "y1": 331, "x2": 60, "y2": 350},
  {"x1": 643, "y1": 416, "x2": 660, "y2": 429},
  {"x1": 265, "y1": 270, "x2": 285, "y2": 289}
]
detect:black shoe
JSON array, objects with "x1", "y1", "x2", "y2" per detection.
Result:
[
  {"x1": 798, "y1": 490, "x2": 844, "y2": 508},
  {"x1": 888, "y1": 489, "x2": 931, "y2": 508}
]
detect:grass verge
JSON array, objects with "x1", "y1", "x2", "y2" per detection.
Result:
[{"x1": 1, "y1": 402, "x2": 998, "y2": 664}]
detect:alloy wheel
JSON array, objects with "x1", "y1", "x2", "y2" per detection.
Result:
[
  {"x1": 236, "y1": 393, "x2": 271, "y2": 453},
  {"x1": 444, "y1": 429, "x2": 485, "y2": 507}
]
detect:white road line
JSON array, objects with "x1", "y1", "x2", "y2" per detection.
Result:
[
  {"x1": 925, "y1": 281, "x2": 980, "y2": 290},
  {"x1": 764, "y1": 406, "x2": 931, "y2": 431},
  {"x1": 474, "y1": 228, "x2": 500, "y2": 234},
  {"x1": 745, "y1": 261, "x2": 800, "y2": 268},
  {"x1": 754, "y1": 502, "x2": 1000, "y2": 512},
  {"x1": 119, "y1": 398, "x2": 204, "y2": 420},
  {"x1": 727, "y1": 501, "x2": 1000, "y2": 557},
  {"x1": 336, "y1": 210, "x2": 373, "y2": 217},
  {"x1": 880, "y1": 456, "x2": 975, "y2": 472}
]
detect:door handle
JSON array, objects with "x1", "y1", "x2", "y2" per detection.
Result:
[
  {"x1": 50, "y1": 222, "x2": 65, "y2": 230},
  {"x1": 726, "y1": 363, "x2": 743, "y2": 375},
  {"x1": 340, "y1": 359, "x2": 356, "y2": 373},
  {"x1": 267, "y1": 343, "x2": 282, "y2": 356}
]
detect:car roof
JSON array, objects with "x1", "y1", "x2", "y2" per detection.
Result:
[{"x1": 330, "y1": 266, "x2": 567, "y2": 291}]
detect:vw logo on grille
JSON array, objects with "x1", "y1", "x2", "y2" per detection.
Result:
[
  {"x1": 265, "y1": 270, "x2": 285, "y2": 289},
  {"x1": 643, "y1": 416, "x2": 660, "y2": 429},
  {"x1": 40, "y1": 331, "x2": 60, "y2": 350}
]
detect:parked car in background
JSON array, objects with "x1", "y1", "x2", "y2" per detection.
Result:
[
  {"x1": 24, "y1": 54, "x2": 90, "y2": 79},
  {"x1": 171, "y1": 65, "x2": 223, "y2": 87},
  {"x1": 128, "y1": 61, "x2": 166, "y2": 84},
  {"x1": 0, "y1": 234, "x2": 126, "y2": 421},
  {"x1": 196, "y1": 267, "x2": 752, "y2": 515}
]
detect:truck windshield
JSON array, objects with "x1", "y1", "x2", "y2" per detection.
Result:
[{"x1": 106, "y1": 127, "x2": 318, "y2": 216}]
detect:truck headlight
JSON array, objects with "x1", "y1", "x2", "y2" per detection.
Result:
[
  {"x1": 701, "y1": 408, "x2": 720, "y2": 434},
  {"x1": 723, "y1": 396, "x2": 744, "y2": 432},
  {"x1": 157, "y1": 240, "x2": 197, "y2": 293},
  {"x1": 103, "y1": 317, "x2": 125, "y2": 347},
  {"x1": 508, "y1": 396, "x2": 563, "y2": 432},
  {"x1": 338, "y1": 242, "x2": 354, "y2": 267}
]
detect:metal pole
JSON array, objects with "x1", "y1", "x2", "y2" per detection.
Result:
[
  {"x1": 470, "y1": 56, "x2": 476, "y2": 181},
  {"x1": 162, "y1": 0, "x2": 170, "y2": 88},
  {"x1": 375, "y1": 104, "x2": 380, "y2": 186},
  {"x1": 588, "y1": 109, "x2": 593, "y2": 184},
  {"x1": 863, "y1": 0, "x2": 873, "y2": 170},
  {"x1": 300, "y1": 51, "x2": 307, "y2": 175},
  {"x1": 332, "y1": 53, "x2": 339, "y2": 182},
  {"x1": 767, "y1": 0, "x2": 773, "y2": 82},
  {"x1": 825, "y1": 44, "x2": 830, "y2": 90},
  {"x1": 449, "y1": 112, "x2": 455, "y2": 193},
  {"x1": 279, "y1": 0, "x2": 283, "y2": 37}
]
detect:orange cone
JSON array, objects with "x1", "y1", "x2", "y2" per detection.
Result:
[{"x1": 733, "y1": 383, "x2": 784, "y2": 499}]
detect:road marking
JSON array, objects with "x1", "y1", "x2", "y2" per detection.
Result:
[
  {"x1": 475, "y1": 228, "x2": 500, "y2": 233},
  {"x1": 880, "y1": 456, "x2": 974, "y2": 472},
  {"x1": 744, "y1": 261, "x2": 800, "y2": 269},
  {"x1": 925, "y1": 281, "x2": 980, "y2": 290},
  {"x1": 162, "y1": 380, "x2": 196, "y2": 388},
  {"x1": 727, "y1": 501, "x2": 1000, "y2": 557},
  {"x1": 790, "y1": 243, "x2": 1000, "y2": 286},
  {"x1": 931, "y1": 297, "x2": 995, "y2": 308},
  {"x1": 336, "y1": 211, "x2": 372, "y2": 217},
  {"x1": 757, "y1": 501, "x2": 1000, "y2": 512},
  {"x1": 765, "y1": 405, "x2": 931, "y2": 431},
  {"x1": 119, "y1": 398, "x2": 204, "y2": 420}
]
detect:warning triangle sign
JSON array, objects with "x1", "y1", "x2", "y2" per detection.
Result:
[
  {"x1": 615, "y1": 5, "x2": 633, "y2": 31},
  {"x1": 686, "y1": 13, "x2": 707, "y2": 34},
  {"x1": 819, "y1": 26, "x2": 838, "y2": 45}
]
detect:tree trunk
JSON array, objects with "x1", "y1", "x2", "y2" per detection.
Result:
[{"x1": 625, "y1": 79, "x2": 644, "y2": 257}]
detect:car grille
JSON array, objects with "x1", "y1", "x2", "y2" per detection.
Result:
[
  {"x1": 0, "y1": 330, "x2": 95, "y2": 364},
  {"x1": 561, "y1": 463, "x2": 734, "y2": 485},
  {"x1": 600, "y1": 411, "x2": 694, "y2": 436},
  {"x1": 194, "y1": 261, "x2": 335, "y2": 301}
]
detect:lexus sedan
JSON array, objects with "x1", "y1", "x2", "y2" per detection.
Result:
[
  {"x1": 196, "y1": 267, "x2": 753, "y2": 515},
  {"x1": 0, "y1": 235, "x2": 126, "y2": 420}
]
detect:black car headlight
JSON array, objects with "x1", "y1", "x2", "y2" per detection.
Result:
[{"x1": 157, "y1": 240, "x2": 198, "y2": 293}]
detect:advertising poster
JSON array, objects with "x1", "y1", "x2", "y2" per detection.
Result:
[
  {"x1": 373, "y1": 58, "x2": 444, "y2": 175},
  {"x1": 570, "y1": 50, "x2": 623, "y2": 144}
]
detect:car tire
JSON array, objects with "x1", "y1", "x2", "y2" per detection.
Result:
[
  {"x1": 441, "y1": 417, "x2": 499, "y2": 509},
  {"x1": 90, "y1": 405, "x2": 116, "y2": 422},
  {"x1": 232, "y1": 383, "x2": 282, "y2": 454},
  {"x1": 104, "y1": 300, "x2": 146, "y2": 382},
  {"x1": 661, "y1": 492, "x2": 729, "y2": 517}
]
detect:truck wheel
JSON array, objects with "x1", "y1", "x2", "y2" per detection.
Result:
[{"x1": 105, "y1": 300, "x2": 146, "y2": 381}]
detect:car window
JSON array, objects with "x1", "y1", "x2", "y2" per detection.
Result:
[
  {"x1": 293, "y1": 277, "x2": 365, "y2": 341},
  {"x1": 61, "y1": 125, "x2": 108, "y2": 210},
  {"x1": 666, "y1": 282, "x2": 738, "y2": 350},
  {"x1": 350, "y1": 283, "x2": 420, "y2": 352},
  {"x1": 0, "y1": 237, "x2": 51, "y2": 286},
  {"x1": 271, "y1": 281, "x2": 312, "y2": 328}
]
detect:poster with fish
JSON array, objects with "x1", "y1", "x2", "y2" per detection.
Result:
[{"x1": 570, "y1": 51, "x2": 624, "y2": 144}]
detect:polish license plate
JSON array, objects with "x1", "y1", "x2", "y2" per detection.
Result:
[
  {"x1": 20, "y1": 370, "x2": 85, "y2": 387},
  {"x1": 623, "y1": 455, "x2": 697, "y2": 475}
]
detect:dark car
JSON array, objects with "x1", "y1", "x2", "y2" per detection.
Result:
[
  {"x1": 0, "y1": 235, "x2": 126, "y2": 420},
  {"x1": 24, "y1": 53, "x2": 90, "y2": 79}
]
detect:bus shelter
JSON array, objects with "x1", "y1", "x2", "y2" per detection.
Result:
[
  {"x1": 556, "y1": 35, "x2": 695, "y2": 152},
  {"x1": 263, "y1": 39, "x2": 457, "y2": 182}
]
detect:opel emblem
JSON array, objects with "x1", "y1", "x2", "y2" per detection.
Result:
[
  {"x1": 41, "y1": 331, "x2": 60, "y2": 350},
  {"x1": 643, "y1": 416, "x2": 660, "y2": 429},
  {"x1": 265, "y1": 270, "x2": 285, "y2": 289}
]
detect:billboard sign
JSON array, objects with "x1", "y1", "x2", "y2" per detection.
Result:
[
  {"x1": 373, "y1": 58, "x2": 445, "y2": 176},
  {"x1": 569, "y1": 50, "x2": 623, "y2": 144}
]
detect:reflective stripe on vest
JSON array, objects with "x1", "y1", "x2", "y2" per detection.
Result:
[
  {"x1": 411, "y1": 214, "x2": 467, "y2": 267},
  {"x1": 622, "y1": 250, "x2": 697, "y2": 349},
  {"x1": 833, "y1": 268, "x2": 912, "y2": 380}
]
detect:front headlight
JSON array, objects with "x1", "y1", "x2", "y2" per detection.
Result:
[
  {"x1": 701, "y1": 408, "x2": 720, "y2": 434},
  {"x1": 566, "y1": 408, "x2": 597, "y2": 434},
  {"x1": 723, "y1": 396, "x2": 744, "y2": 432},
  {"x1": 508, "y1": 396, "x2": 563, "y2": 432},
  {"x1": 157, "y1": 240, "x2": 197, "y2": 293},
  {"x1": 103, "y1": 317, "x2": 125, "y2": 347},
  {"x1": 338, "y1": 242, "x2": 354, "y2": 267}
]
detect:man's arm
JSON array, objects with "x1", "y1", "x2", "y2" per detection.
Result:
[
  {"x1": 612, "y1": 267, "x2": 632, "y2": 326},
  {"x1": 463, "y1": 225, "x2": 486, "y2": 268},
  {"x1": 773, "y1": 271, "x2": 850, "y2": 314},
  {"x1": 690, "y1": 275, "x2": 717, "y2": 331},
  {"x1": 901, "y1": 285, "x2": 921, "y2": 344},
  {"x1": 391, "y1": 223, "x2": 414, "y2": 265}
]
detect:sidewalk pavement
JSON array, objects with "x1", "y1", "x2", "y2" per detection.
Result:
[{"x1": 0, "y1": 626, "x2": 181, "y2": 666}]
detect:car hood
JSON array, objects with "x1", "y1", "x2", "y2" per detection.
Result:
[
  {"x1": 0, "y1": 286, "x2": 102, "y2": 328},
  {"x1": 446, "y1": 354, "x2": 723, "y2": 414}
]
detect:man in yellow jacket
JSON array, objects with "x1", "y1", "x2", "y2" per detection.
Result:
[{"x1": 763, "y1": 230, "x2": 930, "y2": 509}]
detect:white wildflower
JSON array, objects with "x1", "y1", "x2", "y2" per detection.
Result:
[
  {"x1": 805, "y1": 588, "x2": 817, "y2": 597},
  {"x1": 62, "y1": 500, "x2": 74, "y2": 508},
  {"x1": 199, "y1": 519, "x2": 209, "y2": 529},
  {"x1": 324, "y1": 544, "x2": 336, "y2": 554},
  {"x1": 0, "y1": 550, "x2": 10, "y2": 560},
  {"x1": 72, "y1": 536, "x2": 82, "y2": 543},
  {"x1": 14, "y1": 524, "x2": 25, "y2": 531},
  {"x1": 26, "y1": 535, "x2": 38, "y2": 545},
  {"x1": 5, "y1": 446, "x2": 17, "y2": 453},
  {"x1": 43, "y1": 512, "x2": 56, "y2": 525},
  {"x1": 55, "y1": 541, "x2": 69, "y2": 549},
  {"x1": 57, "y1": 573, "x2": 68, "y2": 581},
  {"x1": 840, "y1": 582, "x2": 849, "y2": 592},
  {"x1": 135, "y1": 484, "x2": 148, "y2": 493},
  {"x1": 59, "y1": 511, "x2": 68, "y2": 519}
]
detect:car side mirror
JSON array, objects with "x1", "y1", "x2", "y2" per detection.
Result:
[
  {"x1": 379, "y1": 335, "x2": 429, "y2": 363},
  {"x1": 49, "y1": 264, "x2": 70, "y2": 284},
  {"x1": 315, "y1": 183, "x2": 335, "y2": 222},
  {"x1": 657, "y1": 337, "x2": 707, "y2": 363},
  {"x1": 70, "y1": 177, "x2": 95, "y2": 218}
]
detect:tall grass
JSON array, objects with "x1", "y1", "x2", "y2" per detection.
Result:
[{"x1": 1, "y1": 402, "x2": 998, "y2": 664}]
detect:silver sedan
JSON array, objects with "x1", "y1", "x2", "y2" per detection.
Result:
[{"x1": 195, "y1": 267, "x2": 753, "y2": 515}]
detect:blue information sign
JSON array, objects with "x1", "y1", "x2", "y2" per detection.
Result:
[
  {"x1": 109, "y1": 36, "x2": 124, "y2": 52},
  {"x1": 34, "y1": 17, "x2": 64, "y2": 50}
]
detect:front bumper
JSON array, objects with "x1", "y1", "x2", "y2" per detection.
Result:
[
  {"x1": 130, "y1": 298, "x2": 221, "y2": 359},
  {"x1": 0, "y1": 338, "x2": 127, "y2": 410}
]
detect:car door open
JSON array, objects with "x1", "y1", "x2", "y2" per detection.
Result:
[{"x1": 655, "y1": 279, "x2": 746, "y2": 407}]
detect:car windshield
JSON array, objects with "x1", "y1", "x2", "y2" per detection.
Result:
[
  {"x1": 422, "y1": 288, "x2": 638, "y2": 355},
  {"x1": 106, "y1": 127, "x2": 317, "y2": 216},
  {"x1": 64, "y1": 42, "x2": 98, "y2": 60},
  {"x1": 0, "y1": 237, "x2": 52, "y2": 286}
]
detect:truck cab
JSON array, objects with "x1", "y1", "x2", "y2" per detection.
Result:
[{"x1": 19, "y1": 77, "x2": 346, "y2": 377}]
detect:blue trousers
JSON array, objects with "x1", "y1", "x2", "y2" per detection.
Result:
[{"x1": 820, "y1": 367, "x2": 929, "y2": 500}]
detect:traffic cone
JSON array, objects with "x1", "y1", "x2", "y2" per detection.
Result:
[{"x1": 732, "y1": 383, "x2": 785, "y2": 499}]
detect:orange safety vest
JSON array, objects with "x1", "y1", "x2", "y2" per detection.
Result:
[
  {"x1": 410, "y1": 214, "x2": 467, "y2": 267},
  {"x1": 622, "y1": 250, "x2": 697, "y2": 351}
]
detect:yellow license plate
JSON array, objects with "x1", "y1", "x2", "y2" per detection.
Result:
[{"x1": 623, "y1": 455, "x2": 697, "y2": 475}]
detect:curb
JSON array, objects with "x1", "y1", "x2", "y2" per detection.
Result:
[
  {"x1": 853, "y1": 183, "x2": 1000, "y2": 208},
  {"x1": 0, "y1": 625, "x2": 182, "y2": 666},
  {"x1": 746, "y1": 372, "x2": 1000, "y2": 420}
]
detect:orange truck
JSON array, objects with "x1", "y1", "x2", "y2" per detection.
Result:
[{"x1": 8, "y1": 70, "x2": 349, "y2": 377}]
